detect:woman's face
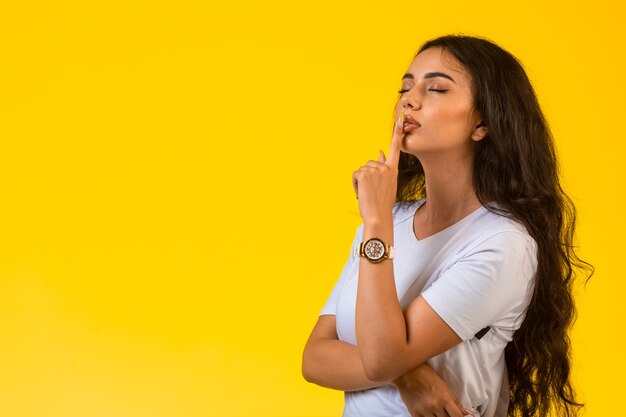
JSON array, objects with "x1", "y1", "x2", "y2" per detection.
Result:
[{"x1": 395, "y1": 46, "x2": 486, "y2": 159}]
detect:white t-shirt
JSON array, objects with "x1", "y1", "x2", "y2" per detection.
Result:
[{"x1": 320, "y1": 199, "x2": 537, "y2": 417}]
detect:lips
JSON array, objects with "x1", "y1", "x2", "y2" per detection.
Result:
[{"x1": 402, "y1": 115, "x2": 420, "y2": 132}]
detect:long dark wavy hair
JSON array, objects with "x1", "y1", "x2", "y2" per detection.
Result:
[{"x1": 394, "y1": 35, "x2": 594, "y2": 417}]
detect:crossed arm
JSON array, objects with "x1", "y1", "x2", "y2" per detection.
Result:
[
  {"x1": 302, "y1": 314, "x2": 471, "y2": 417},
  {"x1": 301, "y1": 221, "x2": 471, "y2": 416},
  {"x1": 302, "y1": 314, "x2": 387, "y2": 392}
]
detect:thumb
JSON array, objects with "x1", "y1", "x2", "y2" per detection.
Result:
[
  {"x1": 461, "y1": 404, "x2": 475, "y2": 417},
  {"x1": 378, "y1": 149, "x2": 386, "y2": 163}
]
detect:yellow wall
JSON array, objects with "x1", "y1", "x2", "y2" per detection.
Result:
[{"x1": 0, "y1": 1, "x2": 623, "y2": 416}]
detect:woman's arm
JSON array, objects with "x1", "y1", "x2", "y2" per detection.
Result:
[
  {"x1": 355, "y1": 220, "x2": 462, "y2": 382},
  {"x1": 355, "y1": 220, "x2": 536, "y2": 383},
  {"x1": 349, "y1": 117, "x2": 464, "y2": 382},
  {"x1": 302, "y1": 314, "x2": 470, "y2": 417},
  {"x1": 302, "y1": 314, "x2": 386, "y2": 392}
]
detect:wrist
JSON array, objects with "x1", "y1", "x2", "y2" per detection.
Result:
[
  {"x1": 391, "y1": 363, "x2": 431, "y2": 389},
  {"x1": 363, "y1": 214, "x2": 393, "y2": 227},
  {"x1": 363, "y1": 217, "x2": 394, "y2": 242}
]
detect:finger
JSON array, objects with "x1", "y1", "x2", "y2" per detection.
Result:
[
  {"x1": 365, "y1": 159, "x2": 385, "y2": 168},
  {"x1": 462, "y1": 406, "x2": 475, "y2": 417},
  {"x1": 386, "y1": 113, "x2": 404, "y2": 168},
  {"x1": 444, "y1": 403, "x2": 464, "y2": 417},
  {"x1": 357, "y1": 165, "x2": 381, "y2": 174},
  {"x1": 352, "y1": 170, "x2": 359, "y2": 194},
  {"x1": 436, "y1": 408, "x2": 455, "y2": 417},
  {"x1": 457, "y1": 402, "x2": 474, "y2": 417},
  {"x1": 378, "y1": 149, "x2": 386, "y2": 163}
]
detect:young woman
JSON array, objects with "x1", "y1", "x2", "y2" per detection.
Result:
[{"x1": 302, "y1": 35, "x2": 592, "y2": 417}]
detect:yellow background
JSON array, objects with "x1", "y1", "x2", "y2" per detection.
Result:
[{"x1": 0, "y1": 1, "x2": 623, "y2": 416}]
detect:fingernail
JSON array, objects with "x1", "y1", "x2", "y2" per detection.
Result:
[
  {"x1": 461, "y1": 407, "x2": 474, "y2": 417},
  {"x1": 396, "y1": 113, "x2": 403, "y2": 129}
]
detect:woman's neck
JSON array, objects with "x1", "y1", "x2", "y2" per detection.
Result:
[{"x1": 419, "y1": 155, "x2": 482, "y2": 224}]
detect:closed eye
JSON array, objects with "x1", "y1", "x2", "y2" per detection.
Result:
[{"x1": 398, "y1": 88, "x2": 448, "y2": 94}]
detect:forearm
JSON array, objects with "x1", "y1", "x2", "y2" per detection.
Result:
[
  {"x1": 302, "y1": 337, "x2": 390, "y2": 392},
  {"x1": 356, "y1": 218, "x2": 410, "y2": 380}
]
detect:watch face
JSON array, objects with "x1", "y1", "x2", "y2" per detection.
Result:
[{"x1": 364, "y1": 239, "x2": 385, "y2": 261}]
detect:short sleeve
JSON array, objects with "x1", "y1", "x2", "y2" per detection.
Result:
[
  {"x1": 421, "y1": 230, "x2": 538, "y2": 341},
  {"x1": 319, "y1": 224, "x2": 363, "y2": 316}
]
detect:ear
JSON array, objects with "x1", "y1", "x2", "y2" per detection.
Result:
[{"x1": 471, "y1": 122, "x2": 488, "y2": 142}]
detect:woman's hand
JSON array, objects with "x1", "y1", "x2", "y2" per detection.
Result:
[
  {"x1": 352, "y1": 114, "x2": 404, "y2": 224},
  {"x1": 392, "y1": 363, "x2": 474, "y2": 417}
]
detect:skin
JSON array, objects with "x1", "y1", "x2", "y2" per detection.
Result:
[{"x1": 303, "y1": 47, "x2": 486, "y2": 417}]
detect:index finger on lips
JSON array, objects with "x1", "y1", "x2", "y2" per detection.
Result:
[{"x1": 386, "y1": 113, "x2": 404, "y2": 168}]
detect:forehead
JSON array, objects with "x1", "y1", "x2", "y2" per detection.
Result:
[{"x1": 404, "y1": 47, "x2": 471, "y2": 85}]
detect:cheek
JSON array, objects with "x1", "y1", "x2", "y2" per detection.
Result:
[{"x1": 426, "y1": 106, "x2": 474, "y2": 134}]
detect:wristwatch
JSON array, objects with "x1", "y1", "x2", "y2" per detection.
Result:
[{"x1": 354, "y1": 237, "x2": 395, "y2": 263}]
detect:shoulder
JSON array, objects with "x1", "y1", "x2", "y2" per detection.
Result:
[
  {"x1": 421, "y1": 205, "x2": 538, "y2": 340},
  {"x1": 463, "y1": 204, "x2": 537, "y2": 263},
  {"x1": 468, "y1": 202, "x2": 534, "y2": 240}
]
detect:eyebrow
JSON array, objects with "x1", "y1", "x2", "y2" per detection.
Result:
[{"x1": 402, "y1": 72, "x2": 456, "y2": 83}]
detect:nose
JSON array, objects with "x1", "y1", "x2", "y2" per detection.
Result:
[{"x1": 400, "y1": 89, "x2": 421, "y2": 111}]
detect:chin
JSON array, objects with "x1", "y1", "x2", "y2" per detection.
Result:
[{"x1": 401, "y1": 135, "x2": 428, "y2": 155}]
